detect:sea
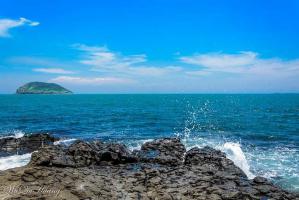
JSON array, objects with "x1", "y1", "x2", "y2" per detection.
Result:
[{"x1": 0, "y1": 94, "x2": 298, "y2": 192}]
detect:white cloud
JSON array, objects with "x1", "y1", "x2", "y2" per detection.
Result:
[
  {"x1": 51, "y1": 76, "x2": 134, "y2": 85},
  {"x1": 33, "y1": 68, "x2": 75, "y2": 74},
  {"x1": 0, "y1": 17, "x2": 39, "y2": 37},
  {"x1": 181, "y1": 51, "x2": 257, "y2": 68},
  {"x1": 74, "y1": 43, "x2": 146, "y2": 68},
  {"x1": 181, "y1": 52, "x2": 299, "y2": 77},
  {"x1": 74, "y1": 44, "x2": 181, "y2": 76}
]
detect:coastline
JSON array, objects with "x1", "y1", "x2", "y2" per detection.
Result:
[{"x1": 0, "y1": 134, "x2": 298, "y2": 199}]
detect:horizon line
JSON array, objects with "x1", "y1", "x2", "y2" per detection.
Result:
[{"x1": 0, "y1": 92, "x2": 299, "y2": 95}]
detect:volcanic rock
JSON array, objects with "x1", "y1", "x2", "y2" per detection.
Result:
[
  {"x1": 0, "y1": 138, "x2": 298, "y2": 200},
  {"x1": 0, "y1": 133, "x2": 57, "y2": 156}
]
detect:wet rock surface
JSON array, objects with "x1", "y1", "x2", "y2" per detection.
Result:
[
  {"x1": 0, "y1": 137, "x2": 298, "y2": 200},
  {"x1": 0, "y1": 133, "x2": 57, "y2": 156}
]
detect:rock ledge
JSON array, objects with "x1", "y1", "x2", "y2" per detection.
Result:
[{"x1": 0, "y1": 137, "x2": 298, "y2": 200}]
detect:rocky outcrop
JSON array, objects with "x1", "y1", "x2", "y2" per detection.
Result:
[
  {"x1": 0, "y1": 133, "x2": 57, "y2": 156},
  {"x1": 184, "y1": 146, "x2": 247, "y2": 178},
  {"x1": 30, "y1": 140, "x2": 137, "y2": 167},
  {"x1": 0, "y1": 138, "x2": 298, "y2": 200},
  {"x1": 136, "y1": 138, "x2": 186, "y2": 165}
]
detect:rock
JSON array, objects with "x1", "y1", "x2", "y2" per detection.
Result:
[
  {"x1": 68, "y1": 140, "x2": 99, "y2": 167},
  {"x1": 208, "y1": 193, "x2": 222, "y2": 200},
  {"x1": 16, "y1": 82, "x2": 72, "y2": 94},
  {"x1": 137, "y1": 138, "x2": 186, "y2": 165},
  {"x1": 221, "y1": 191, "x2": 241, "y2": 199},
  {"x1": 30, "y1": 140, "x2": 137, "y2": 167},
  {"x1": 253, "y1": 176, "x2": 269, "y2": 184},
  {"x1": 254, "y1": 185, "x2": 273, "y2": 194},
  {"x1": 68, "y1": 140, "x2": 137, "y2": 165},
  {"x1": 99, "y1": 143, "x2": 137, "y2": 164},
  {"x1": 0, "y1": 133, "x2": 57, "y2": 156},
  {"x1": 1, "y1": 137, "x2": 298, "y2": 200},
  {"x1": 30, "y1": 145, "x2": 75, "y2": 167},
  {"x1": 30, "y1": 140, "x2": 98, "y2": 167},
  {"x1": 185, "y1": 147, "x2": 247, "y2": 177}
]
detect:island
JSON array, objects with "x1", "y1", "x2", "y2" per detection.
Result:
[{"x1": 16, "y1": 82, "x2": 72, "y2": 94}]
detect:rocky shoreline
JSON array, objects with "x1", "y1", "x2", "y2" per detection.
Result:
[
  {"x1": 0, "y1": 133, "x2": 57, "y2": 157},
  {"x1": 0, "y1": 134, "x2": 298, "y2": 199}
]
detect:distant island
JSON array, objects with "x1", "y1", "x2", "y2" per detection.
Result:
[{"x1": 16, "y1": 82, "x2": 72, "y2": 94}]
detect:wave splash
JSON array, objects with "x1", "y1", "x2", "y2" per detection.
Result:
[
  {"x1": 177, "y1": 104, "x2": 256, "y2": 179},
  {"x1": 182, "y1": 138, "x2": 256, "y2": 179},
  {"x1": 222, "y1": 142, "x2": 255, "y2": 179}
]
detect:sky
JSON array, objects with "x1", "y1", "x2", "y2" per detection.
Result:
[{"x1": 0, "y1": 0, "x2": 299, "y2": 93}]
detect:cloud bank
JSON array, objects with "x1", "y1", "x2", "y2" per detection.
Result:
[
  {"x1": 180, "y1": 52, "x2": 299, "y2": 78},
  {"x1": 8, "y1": 44, "x2": 299, "y2": 92},
  {"x1": 0, "y1": 17, "x2": 39, "y2": 37}
]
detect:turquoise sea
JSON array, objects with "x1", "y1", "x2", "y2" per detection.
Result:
[{"x1": 0, "y1": 94, "x2": 298, "y2": 191}]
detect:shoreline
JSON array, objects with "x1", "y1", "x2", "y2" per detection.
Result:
[{"x1": 0, "y1": 134, "x2": 298, "y2": 199}]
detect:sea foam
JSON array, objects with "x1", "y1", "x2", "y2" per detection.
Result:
[
  {"x1": 54, "y1": 138, "x2": 77, "y2": 146},
  {"x1": 0, "y1": 130, "x2": 25, "y2": 139},
  {"x1": 0, "y1": 153, "x2": 32, "y2": 171}
]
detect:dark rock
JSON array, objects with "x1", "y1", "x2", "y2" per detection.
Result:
[
  {"x1": 1, "y1": 137, "x2": 298, "y2": 200},
  {"x1": 254, "y1": 184, "x2": 273, "y2": 194},
  {"x1": 30, "y1": 145, "x2": 75, "y2": 167},
  {"x1": 30, "y1": 140, "x2": 98, "y2": 167},
  {"x1": 253, "y1": 176, "x2": 269, "y2": 184},
  {"x1": 67, "y1": 140, "x2": 99, "y2": 166},
  {"x1": 99, "y1": 143, "x2": 137, "y2": 164},
  {"x1": 67, "y1": 140, "x2": 137, "y2": 165},
  {"x1": 185, "y1": 146, "x2": 247, "y2": 177},
  {"x1": 137, "y1": 138, "x2": 186, "y2": 165},
  {"x1": 30, "y1": 140, "x2": 137, "y2": 168},
  {"x1": 0, "y1": 133, "x2": 57, "y2": 156}
]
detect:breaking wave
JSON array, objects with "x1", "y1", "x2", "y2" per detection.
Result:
[{"x1": 221, "y1": 142, "x2": 255, "y2": 179}]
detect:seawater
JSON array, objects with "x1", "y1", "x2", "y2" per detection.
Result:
[{"x1": 0, "y1": 94, "x2": 298, "y2": 191}]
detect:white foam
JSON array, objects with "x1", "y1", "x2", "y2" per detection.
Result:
[
  {"x1": 0, "y1": 130, "x2": 25, "y2": 139},
  {"x1": 0, "y1": 153, "x2": 32, "y2": 171},
  {"x1": 0, "y1": 137, "x2": 76, "y2": 171},
  {"x1": 222, "y1": 142, "x2": 255, "y2": 179},
  {"x1": 126, "y1": 139, "x2": 153, "y2": 151},
  {"x1": 13, "y1": 130, "x2": 25, "y2": 139},
  {"x1": 54, "y1": 138, "x2": 77, "y2": 146}
]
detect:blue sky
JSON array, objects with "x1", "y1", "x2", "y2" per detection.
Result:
[{"x1": 0, "y1": 0, "x2": 299, "y2": 93}]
